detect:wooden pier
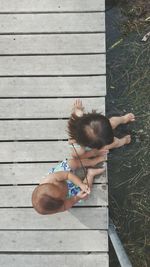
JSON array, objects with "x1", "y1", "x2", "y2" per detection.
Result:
[{"x1": 0, "y1": 1, "x2": 108, "y2": 266}]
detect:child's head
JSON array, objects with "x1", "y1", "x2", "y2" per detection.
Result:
[
  {"x1": 68, "y1": 112, "x2": 114, "y2": 149},
  {"x1": 32, "y1": 183, "x2": 64, "y2": 214}
]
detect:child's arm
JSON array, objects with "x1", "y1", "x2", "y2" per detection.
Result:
[
  {"x1": 67, "y1": 172, "x2": 90, "y2": 193},
  {"x1": 68, "y1": 99, "x2": 86, "y2": 157},
  {"x1": 53, "y1": 171, "x2": 89, "y2": 193},
  {"x1": 63, "y1": 191, "x2": 88, "y2": 211},
  {"x1": 68, "y1": 139, "x2": 86, "y2": 157},
  {"x1": 40, "y1": 171, "x2": 89, "y2": 193},
  {"x1": 48, "y1": 191, "x2": 88, "y2": 214},
  {"x1": 40, "y1": 171, "x2": 68, "y2": 185}
]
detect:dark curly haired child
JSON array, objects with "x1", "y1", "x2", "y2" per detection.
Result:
[{"x1": 68, "y1": 99, "x2": 135, "y2": 158}]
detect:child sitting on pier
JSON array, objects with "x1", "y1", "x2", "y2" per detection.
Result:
[
  {"x1": 32, "y1": 156, "x2": 105, "y2": 215},
  {"x1": 68, "y1": 99, "x2": 135, "y2": 158}
]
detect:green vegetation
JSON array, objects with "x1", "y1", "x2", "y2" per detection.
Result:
[
  {"x1": 118, "y1": 0, "x2": 150, "y2": 33},
  {"x1": 106, "y1": 0, "x2": 150, "y2": 266}
]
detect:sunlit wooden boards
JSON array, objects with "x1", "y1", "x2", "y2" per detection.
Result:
[
  {"x1": 0, "y1": 254, "x2": 108, "y2": 267},
  {"x1": 0, "y1": 0, "x2": 105, "y2": 12},
  {"x1": 0, "y1": 163, "x2": 107, "y2": 184},
  {"x1": 0, "y1": 231, "x2": 108, "y2": 252},
  {"x1": 0, "y1": 34, "x2": 105, "y2": 55},
  {"x1": 0, "y1": 76, "x2": 106, "y2": 96},
  {"x1": 0, "y1": 55, "x2": 105, "y2": 76},
  {"x1": 0, "y1": 207, "x2": 108, "y2": 229},
  {"x1": 0, "y1": 13, "x2": 105, "y2": 34},
  {"x1": 0, "y1": 0, "x2": 108, "y2": 266},
  {"x1": 0, "y1": 140, "x2": 109, "y2": 162},
  {"x1": 0, "y1": 98, "x2": 105, "y2": 119},
  {"x1": 0, "y1": 184, "x2": 108, "y2": 207}
]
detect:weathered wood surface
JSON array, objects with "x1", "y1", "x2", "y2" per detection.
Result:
[
  {"x1": 0, "y1": 141, "x2": 108, "y2": 162},
  {"x1": 0, "y1": 120, "x2": 68, "y2": 140},
  {"x1": 0, "y1": 34, "x2": 105, "y2": 54},
  {"x1": 0, "y1": 163, "x2": 107, "y2": 184},
  {"x1": 0, "y1": 13, "x2": 105, "y2": 33},
  {"x1": 0, "y1": 141, "x2": 66, "y2": 162},
  {"x1": 0, "y1": 207, "x2": 108, "y2": 229},
  {"x1": 0, "y1": 98, "x2": 105, "y2": 119},
  {"x1": 0, "y1": 55, "x2": 105, "y2": 76},
  {"x1": 0, "y1": 184, "x2": 108, "y2": 207},
  {"x1": 0, "y1": 0, "x2": 105, "y2": 12},
  {"x1": 0, "y1": 230, "x2": 108, "y2": 252},
  {"x1": 0, "y1": 0, "x2": 108, "y2": 264},
  {"x1": 0, "y1": 254, "x2": 108, "y2": 267},
  {"x1": 0, "y1": 76, "x2": 106, "y2": 97}
]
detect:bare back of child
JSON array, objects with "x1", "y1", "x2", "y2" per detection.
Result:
[
  {"x1": 68, "y1": 99, "x2": 135, "y2": 158},
  {"x1": 32, "y1": 157, "x2": 105, "y2": 215}
]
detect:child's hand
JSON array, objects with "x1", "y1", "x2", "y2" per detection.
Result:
[
  {"x1": 76, "y1": 191, "x2": 88, "y2": 200},
  {"x1": 74, "y1": 99, "x2": 84, "y2": 111},
  {"x1": 73, "y1": 99, "x2": 84, "y2": 117},
  {"x1": 80, "y1": 183, "x2": 90, "y2": 194}
]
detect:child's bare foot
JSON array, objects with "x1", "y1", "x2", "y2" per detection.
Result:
[
  {"x1": 116, "y1": 135, "x2": 131, "y2": 147},
  {"x1": 110, "y1": 113, "x2": 135, "y2": 129},
  {"x1": 87, "y1": 168, "x2": 105, "y2": 177},
  {"x1": 69, "y1": 155, "x2": 106, "y2": 169},
  {"x1": 123, "y1": 113, "x2": 135, "y2": 124},
  {"x1": 124, "y1": 134, "x2": 131, "y2": 144},
  {"x1": 106, "y1": 135, "x2": 131, "y2": 149},
  {"x1": 98, "y1": 149, "x2": 109, "y2": 156},
  {"x1": 84, "y1": 168, "x2": 105, "y2": 189},
  {"x1": 95, "y1": 155, "x2": 107, "y2": 165}
]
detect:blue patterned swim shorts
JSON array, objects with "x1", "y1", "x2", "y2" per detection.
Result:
[
  {"x1": 48, "y1": 160, "x2": 71, "y2": 174},
  {"x1": 48, "y1": 160, "x2": 81, "y2": 199}
]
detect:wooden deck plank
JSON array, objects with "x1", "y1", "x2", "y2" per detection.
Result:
[
  {"x1": 0, "y1": 98, "x2": 105, "y2": 119},
  {"x1": 0, "y1": 120, "x2": 68, "y2": 140},
  {"x1": 0, "y1": 254, "x2": 108, "y2": 267},
  {"x1": 0, "y1": 163, "x2": 107, "y2": 184},
  {"x1": 0, "y1": 141, "x2": 108, "y2": 162},
  {"x1": 0, "y1": 34, "x2": 105, "y2": 54},
  {"x1": 0, "y1": 141, "x2": 68, "y2": 162},
  {"x1": 0, "y1": 0, "x2": 108, "y2": 262},
  {"x1": 0, "y1": 142, "x2": 62, "y2": 162},
  {"x1": 0, "y1": 207, "x2": 108, "y2": 229},
  {"x1": 0, "y1": 55, "x2": 105, "y2": 76},
  {"x1": 0, "y1": 184, "x2": 108, "y2": 207},
  {"x1": 0, "y1": 13, "x2": 105, "y2": 33},
  {"x1": 0, "y1": 76, "x2": 106, "y2": 97},
  {"x1": 0, "y1": 230, "x2": 108, "y2": 252},
  {"x1": 0, "y1": 0, "x2": 105, "y2": 12}
]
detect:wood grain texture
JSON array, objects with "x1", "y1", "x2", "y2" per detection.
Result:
[
  {"x1": 0, "y1": 163, "x2": 107, "y2": 184},
  {"x1": 0, "y1": 120, "x2": 68, "y2": 140},
  {"x1": 0, "y1": 140, "x2": 108, "y2": 162},
  {"x1": 0, "y1": 13, "x2": 105, "y2": 33},
  {"x1": 0, "y1": 76, "x2": 106, "y2": 97},
  {"x1": 0, "y1": 55, "x2": 105, "y2": 76},
  {"x1": 0, "y1": 207, "x2": 108, "y2": 229},
  {"x1": 0, "y1": 34, "x2": 105, "y2": 54},
  {"x1": 0, "y1": 254, "x2": 108, "y2": 267},
  {"x1": 0, "y1": 97, "x2": 105, "y2": 119},
  {"x1": 0, "y1": 184, "x2": 108, "y2": 207},
  {"x1": 0, "y1": 230, "x2": 108, "y2": 252},
  {"x1": 0, "y1": 0, "x2": 108, "y2": 260},
  {"x1": 0, "y1": 0, "x2": 105, "y2": 12}
]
